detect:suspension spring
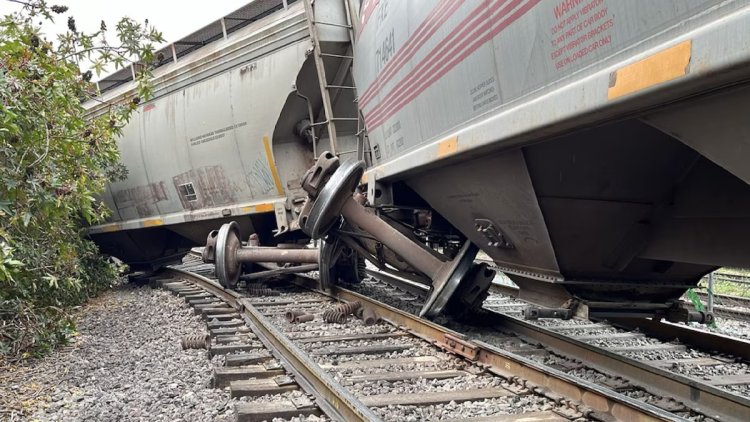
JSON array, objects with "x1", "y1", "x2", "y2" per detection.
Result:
[
  {"x1": 181, "y1": 334, "x2": 210, "y2": 350},
  {"x1": 323, "y1": 309, "x2": 348, "y2": 323}
]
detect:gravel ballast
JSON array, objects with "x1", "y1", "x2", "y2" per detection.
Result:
[{"x1": 10, "y1": 283, "x2": 235, "y2": 421}]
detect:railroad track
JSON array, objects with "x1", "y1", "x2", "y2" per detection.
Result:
[
  {"x1": 357, "y1": 268, "x2": 750, "y2": 422},
  {"x1": 710, "y1": 272, "x2": 750, "y2": 286},
  {"x1": 690, "y1": 291, "x2": 750, "y2": 321},
  {"x1": 155, "y1": 254, "x2": 696, "y2": 422}
]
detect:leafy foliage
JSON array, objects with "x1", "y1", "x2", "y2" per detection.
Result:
[{"x1": 0, "y1": 0, "x2": 163, "y2": 360}]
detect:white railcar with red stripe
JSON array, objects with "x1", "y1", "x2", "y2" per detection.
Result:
[{"x1": 350, "y1": 0, "x2": 750, "y2": 315}]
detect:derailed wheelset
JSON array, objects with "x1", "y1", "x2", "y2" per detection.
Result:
[
  {"x1": 296, "y1": 152, "x2": 494, "y2": 318},
  {"x1": 202, "y1": 220, "x2": 365, "y2": 290},
  {"x1": 202, "y1": 152, "x2": 494, "y2": 318}
]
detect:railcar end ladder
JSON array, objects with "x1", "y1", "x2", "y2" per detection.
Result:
[{"x1": 302, "y1": 0, "x2": 364, "y2": 158}]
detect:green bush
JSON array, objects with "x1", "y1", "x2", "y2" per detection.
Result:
[{"x1": 0, "y1": 1, "x2": 162, "y2": 360}]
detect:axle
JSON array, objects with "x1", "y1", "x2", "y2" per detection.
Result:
[
  {"x1": 298, "y1": 153, "x2": 489, "y2": 317},
  {"x1": 203, "y1": 221, "x2": 319, "y2": 288}
]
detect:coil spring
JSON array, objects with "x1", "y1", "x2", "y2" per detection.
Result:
[
  {"x1": 247, "y1": 287, "x2": 280, "y2": 296},
  {"x1": 181, "y1": 334, "x2": 210, "y2": 350},
  {"x1": 334, "y1": 301, "x2": 361, "y2": 315},
  {"x1": 323, "y1": 309, "x2": 348, "y2": 324}
]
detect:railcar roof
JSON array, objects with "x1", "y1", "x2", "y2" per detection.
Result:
[{"x1": 94, "y1": 0, "x2": 297, "y2": 96}]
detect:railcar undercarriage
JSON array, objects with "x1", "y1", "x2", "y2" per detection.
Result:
[{"x1": 203, "y1": 115, "x2": 750, "y2": 325}]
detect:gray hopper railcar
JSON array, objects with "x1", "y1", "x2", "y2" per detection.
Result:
[
  {"x1": 342, "y1": 0, "x2": 750, "y2": 319},
  {"x1": 85, "y1": 0, "x2": 362, "y2": 270},
  {"x1": 89, "y1": 0, "x2": 750, "y2": 321}
]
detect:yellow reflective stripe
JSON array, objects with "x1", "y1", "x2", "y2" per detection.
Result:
[
  {"x1": 437, "y1": 136, "x2": 458, "y2": 158},
  {"x1": 254, "y1": 203, "x2": 274, "y2": 212},
  {"x1": 608, "y1": 40, "x2": 691, "y2": 100},
  {"x1": 262, "y1": 136, "x2": 285, "y2": 195},
  {"x1": 142, "y1": 218, "x2": 163, "y2": 227}
]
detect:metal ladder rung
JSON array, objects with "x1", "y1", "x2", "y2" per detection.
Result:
[
  {"x1": 309, "y1": 118, "x2": 359, "y2": 127},
  {"x1": 319, "y1": 52, "x2": 354, "y2": 59},
  {"x1": 325, "y1": 85, "x2": 357, "y2": 90},
  {"x1": 312, "y1": 20, "x2": 352, "y2": 29}
]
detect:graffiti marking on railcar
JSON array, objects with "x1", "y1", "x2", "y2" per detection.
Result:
[
  {"x1": 113, "y1": 182, "x2": 169, "y2": 218},
  {"x1": 262, "y1": 136, "x2": 285, "y2": 196},
  {"x1": 376, "y1": 0, "x2": 389, "y2": 26},
  {"x1": 173, "y1": 166, "x2": 237, "y2": 211},
  {"x1": 548, "y1": 0, "x2": 614, "y2": 70},
  {"x1": 189, "y1": 121, "x2": 248, "y2": 146},
  {"x1": 246, "y1": 158, "x2": 277, "y2": 198}
]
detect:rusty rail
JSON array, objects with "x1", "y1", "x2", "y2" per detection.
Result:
[
  {"x1": 362, "y1": 267, "x2": 750, "y2": 422},
  {"x1": 291, "y1": 277, "x2": 684, "y2": 422},
  {"x1": 162, "y1": 267, "x2": 379, "y2": 422}
]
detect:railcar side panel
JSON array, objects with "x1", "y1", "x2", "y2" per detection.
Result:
[{"x1": 354, "y1": 0, "x2": 742, "y2": 164}]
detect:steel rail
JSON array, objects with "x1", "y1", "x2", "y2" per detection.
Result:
[
  {"x1": 162, "y1": 267, "x2": 379, "y2": 422},
  {"x1": 608, "y1": 317, "x2": 750, "y2": 360},
  {"x1": 692, "y1": 290, "x2": 750, "y2": 308},
  {"x1": 291, "y1": 278, "x2": 683, "y2": 422},
  {"x1": 363, "y1": 267, "x2": 750, "y2": 422},
  {"x1": 691, "y1": 291, "x2": 750, "y2": 321},
  {"x1": 709, "y1": 273, "x2": 750, "y2": 286},
  {"x1": 484, "y1": 311, "x2": 749, "y2": 422},
  {"x1": 362, "y1": 267, "x2": 428, "y2": 297}
]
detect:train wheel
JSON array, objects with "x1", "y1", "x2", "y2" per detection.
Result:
[
  {"x1": 302, "y1": 159, "x2": 364, "y2": 239},
  {"x1": 444, "y1": 262, "x2": 495, "y2": 319},
  {"x1": 318, "y1": 235, "x2": 365, "y2": 290},
  {"x1": 215, "y1": 221, "x2": 242, "y2": 288},
  {"x1": 336, "y1": 246, "x2": 365, "y2": 284}
]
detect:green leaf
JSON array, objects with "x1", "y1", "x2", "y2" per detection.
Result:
[
  {"x1": 22, "y1": 212, "x2": 32, "y2": 227},
  {"x1": 0, "y1": 0, "x2": 158, "y2": 360},
  {"x1": 43, "y1": 275, "x2": 59, "y2": 288},
  {"x1": 0, "y1": 200, "x2": 12, "y2": 216}
]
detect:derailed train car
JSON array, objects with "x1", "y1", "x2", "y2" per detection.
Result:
[
  {"x1": 85, "y1": 0, "x2": 362, "y2": 269},
  {"x1": 334, "y1": 0, "x2": 750, "y2": 319},
  {"x1": 90, "y1": 0, "x2": 750, "y2": 321}
]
